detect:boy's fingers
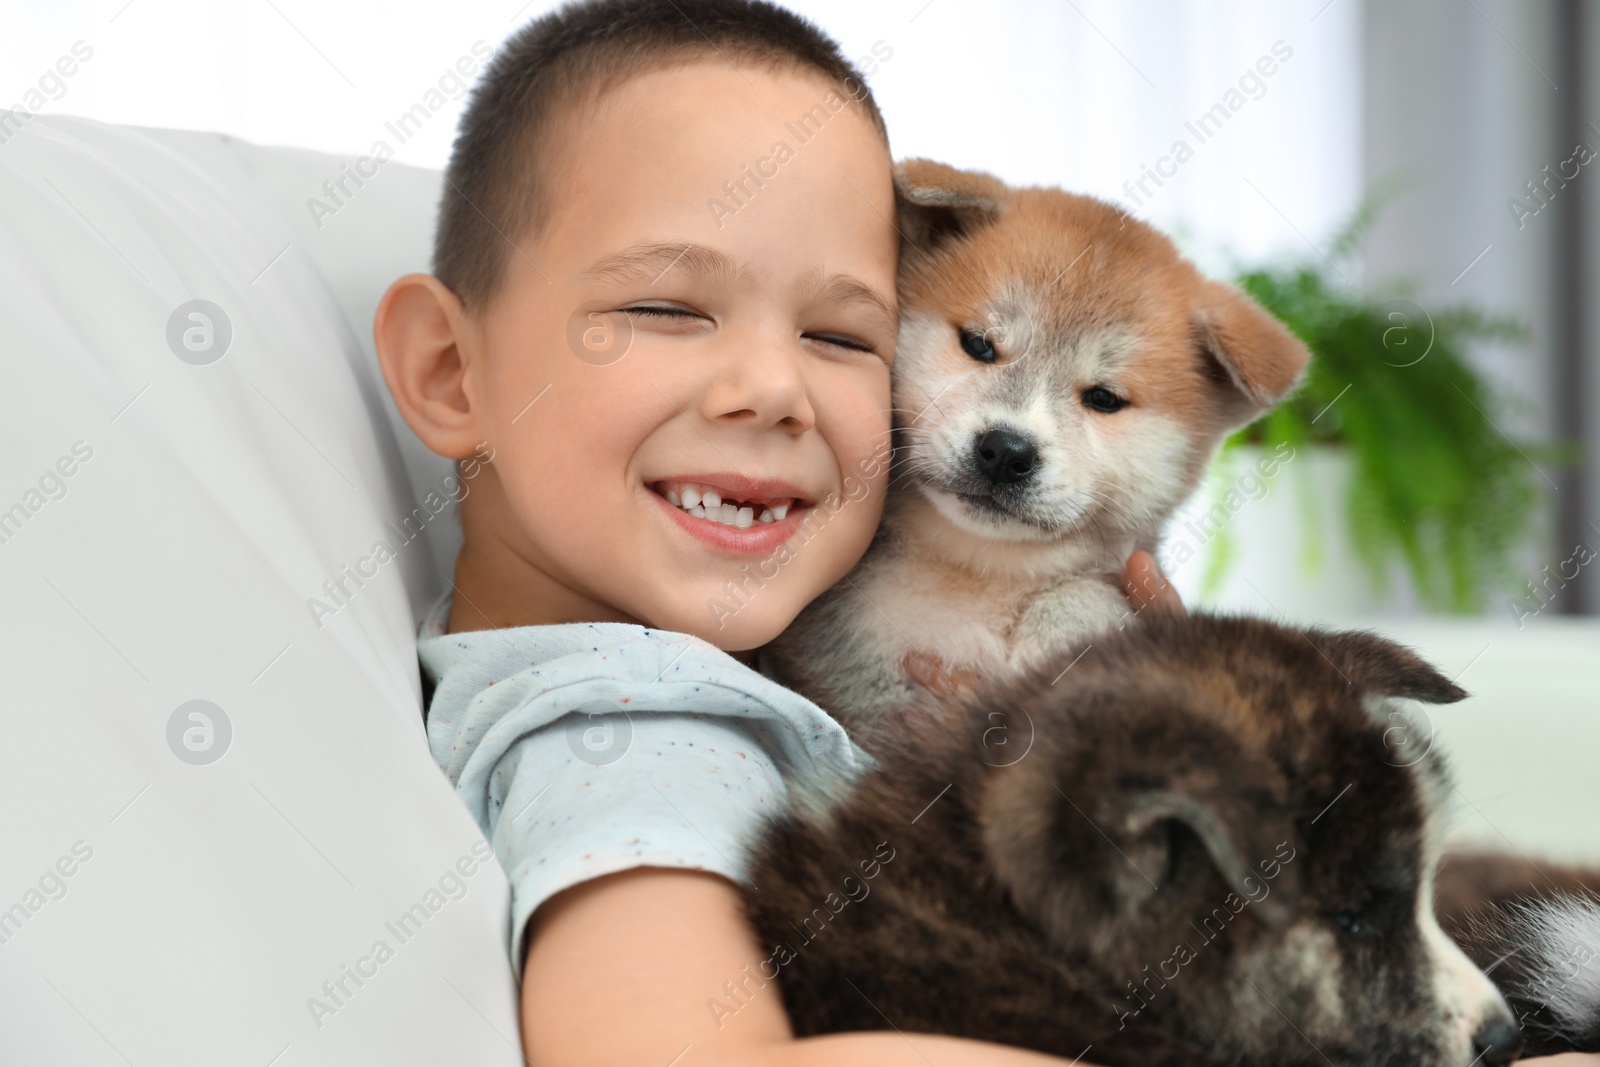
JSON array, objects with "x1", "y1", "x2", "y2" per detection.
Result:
[
  {"x1": 1123, "y1": 550, "x2": 1186, "y2": 615},
  {"x1": 904, "y1": 652, "x2": 981, "y2": 696},
  {"x1": 904, "y1": 652, "x2": 943, "y2": 691}
]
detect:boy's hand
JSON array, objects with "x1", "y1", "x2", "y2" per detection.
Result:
[
  {"x1": 903, "y1": 651, "x2": 981, "y2": 698},
  {"x1": 1123, "y1": 549, "x2": 1184, "y2": 615}
]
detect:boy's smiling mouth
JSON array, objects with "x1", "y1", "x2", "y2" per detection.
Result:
[
  {"x1": 654, "y1": 478, "x2": 800, "y2": 527},
  {"x1": 648, "y1": 475, "x2": 814, "y2": 553}
]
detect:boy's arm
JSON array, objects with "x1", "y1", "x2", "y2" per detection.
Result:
[{"x1": 521, "y1": 866, "x2": 1086, "y2": 1067}]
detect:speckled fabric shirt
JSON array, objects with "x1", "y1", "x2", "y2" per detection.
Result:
[{"x1": 416, "y1": 593, "x2": 876, "y2": 971}]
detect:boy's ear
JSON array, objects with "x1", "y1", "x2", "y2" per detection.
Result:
[
  {"x1": 893, "y1": 158, "x2": 1007, "y2": 251},
  {"x1": 1192, "y1": 279, "x2": 1311, "y2": 429},
  {"x1": 373, "y1": 274, "x2": 484, "y2": 461}
]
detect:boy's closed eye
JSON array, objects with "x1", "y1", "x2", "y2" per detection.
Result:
[{"x1": 618, "y1": 303, "x2": 883, "y2": 355}]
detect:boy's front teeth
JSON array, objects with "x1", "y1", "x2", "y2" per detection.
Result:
[{"x1": 659, "y1": 482, "x2": 793, "y2": 527}]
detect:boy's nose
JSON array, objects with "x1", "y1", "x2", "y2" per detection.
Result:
[{"x1": 703, "y1": 334, "x2": 816, "y2": 433}]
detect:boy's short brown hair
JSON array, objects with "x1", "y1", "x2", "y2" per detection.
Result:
[{"x1": 434, "y1": 0, "x2": 892, "y2": 309}]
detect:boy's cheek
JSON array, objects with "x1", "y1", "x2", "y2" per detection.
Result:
[{"x1": 814, "y1": 474, "x2": 887, "y2": 586}]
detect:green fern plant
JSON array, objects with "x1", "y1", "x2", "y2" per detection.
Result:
[{"x1": 1214, "y1": 191, "x2": 1562, "y2": 612}]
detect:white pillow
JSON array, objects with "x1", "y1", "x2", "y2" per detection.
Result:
[{"x1": 0, "y1": 114, "x2": 520, "y2": 1065}]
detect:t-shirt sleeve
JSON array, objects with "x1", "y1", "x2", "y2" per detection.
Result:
[
  {"x1": 421, "y1": 628, "x2": 871, "y2": 971},
  {"x1": 486, "y1": 709, "x2": 786, "y2": 967}
]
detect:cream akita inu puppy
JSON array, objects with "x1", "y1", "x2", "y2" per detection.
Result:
[{"x1": 763, "y1": 159, "x2": 1311, "y2": 746}]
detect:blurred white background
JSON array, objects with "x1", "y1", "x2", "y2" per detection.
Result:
[{"x1": 2, "y1": 0, "x2": 1363, "y2": 264}]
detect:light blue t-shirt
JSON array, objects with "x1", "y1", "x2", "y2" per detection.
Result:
[{"x1": 416, "y1": 594, "x2": 875, "y2": 969}]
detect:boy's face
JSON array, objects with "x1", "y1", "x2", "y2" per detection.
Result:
[{"x1": 459, "y1": 60, "x2": 897, "y2": 649}]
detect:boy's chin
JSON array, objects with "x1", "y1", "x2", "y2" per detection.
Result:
[{"x1": 644, "y1": 588, "x2": 807, "y2": 653}]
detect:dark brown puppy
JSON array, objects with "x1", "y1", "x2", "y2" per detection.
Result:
[{"x1": 744, "y1": 613, "x2": 1523, "y2": 1067}]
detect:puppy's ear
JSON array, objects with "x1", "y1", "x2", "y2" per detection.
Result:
[
  {"x1": 1194, "y1": 279, "x2": 1311, "y2": 428},
  {"x1": 894, "y1": 157, "x2": 1006, "y2": 251},
  {"x1": 1124, "y1": 789, "x2": 1302, "y2": 932},
  {"x1": 1312, "y1": 629, "x2": 1469, "y2": 704}
]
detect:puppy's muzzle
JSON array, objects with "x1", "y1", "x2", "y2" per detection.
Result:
[{"x1": 974, "y1": 428, "x2": 1038, "y2": 486}]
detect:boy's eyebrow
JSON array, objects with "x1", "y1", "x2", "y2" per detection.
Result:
[
  {"x1": 584, "y1": 242, "x2": 746, "y2": 287},
  {"x1": 582, "y1": 241, "x2": 898, "y2": 332},
  {"x1": 799, "y1": 269, "x2": 899, "y2": 335}
]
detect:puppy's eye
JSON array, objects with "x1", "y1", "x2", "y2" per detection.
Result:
[
  {"x1": 958, "y1": 327, "x2": 999, "y2": 363},
  {"x1": 1082, "y1": 386, "x2": 1126, "y2": 413},
  {"x1": 1333, "y1": 910, "x2": 1381, "y2": 940}
]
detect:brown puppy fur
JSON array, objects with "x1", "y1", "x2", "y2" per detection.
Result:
[
  {"x1": 745, "y1": 613, "x2": 1525, "y2": 1067},
  {"x1": 764, "y1": 160, "x2": 1310, "y2": 746}
]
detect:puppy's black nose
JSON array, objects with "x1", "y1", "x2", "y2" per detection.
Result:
[
  {"x1": 975, "y1": 429, "x2": 1038, "y2": 485},
  {"x1": 1470, "y1": 1014, "x2": 1522, "y2": 1067}
]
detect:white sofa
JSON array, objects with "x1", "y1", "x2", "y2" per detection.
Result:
[
  {"x1": 1, "y1": 114, "x2": 1594, "y2": 1065},
  {"x1": 0, "y1": 115, "x2": 517, "y2": 1066}
]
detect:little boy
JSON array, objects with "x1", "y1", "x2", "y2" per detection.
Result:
[{"x1": 375, "y1": 2, "x2": 1175, "y2": 1065}]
